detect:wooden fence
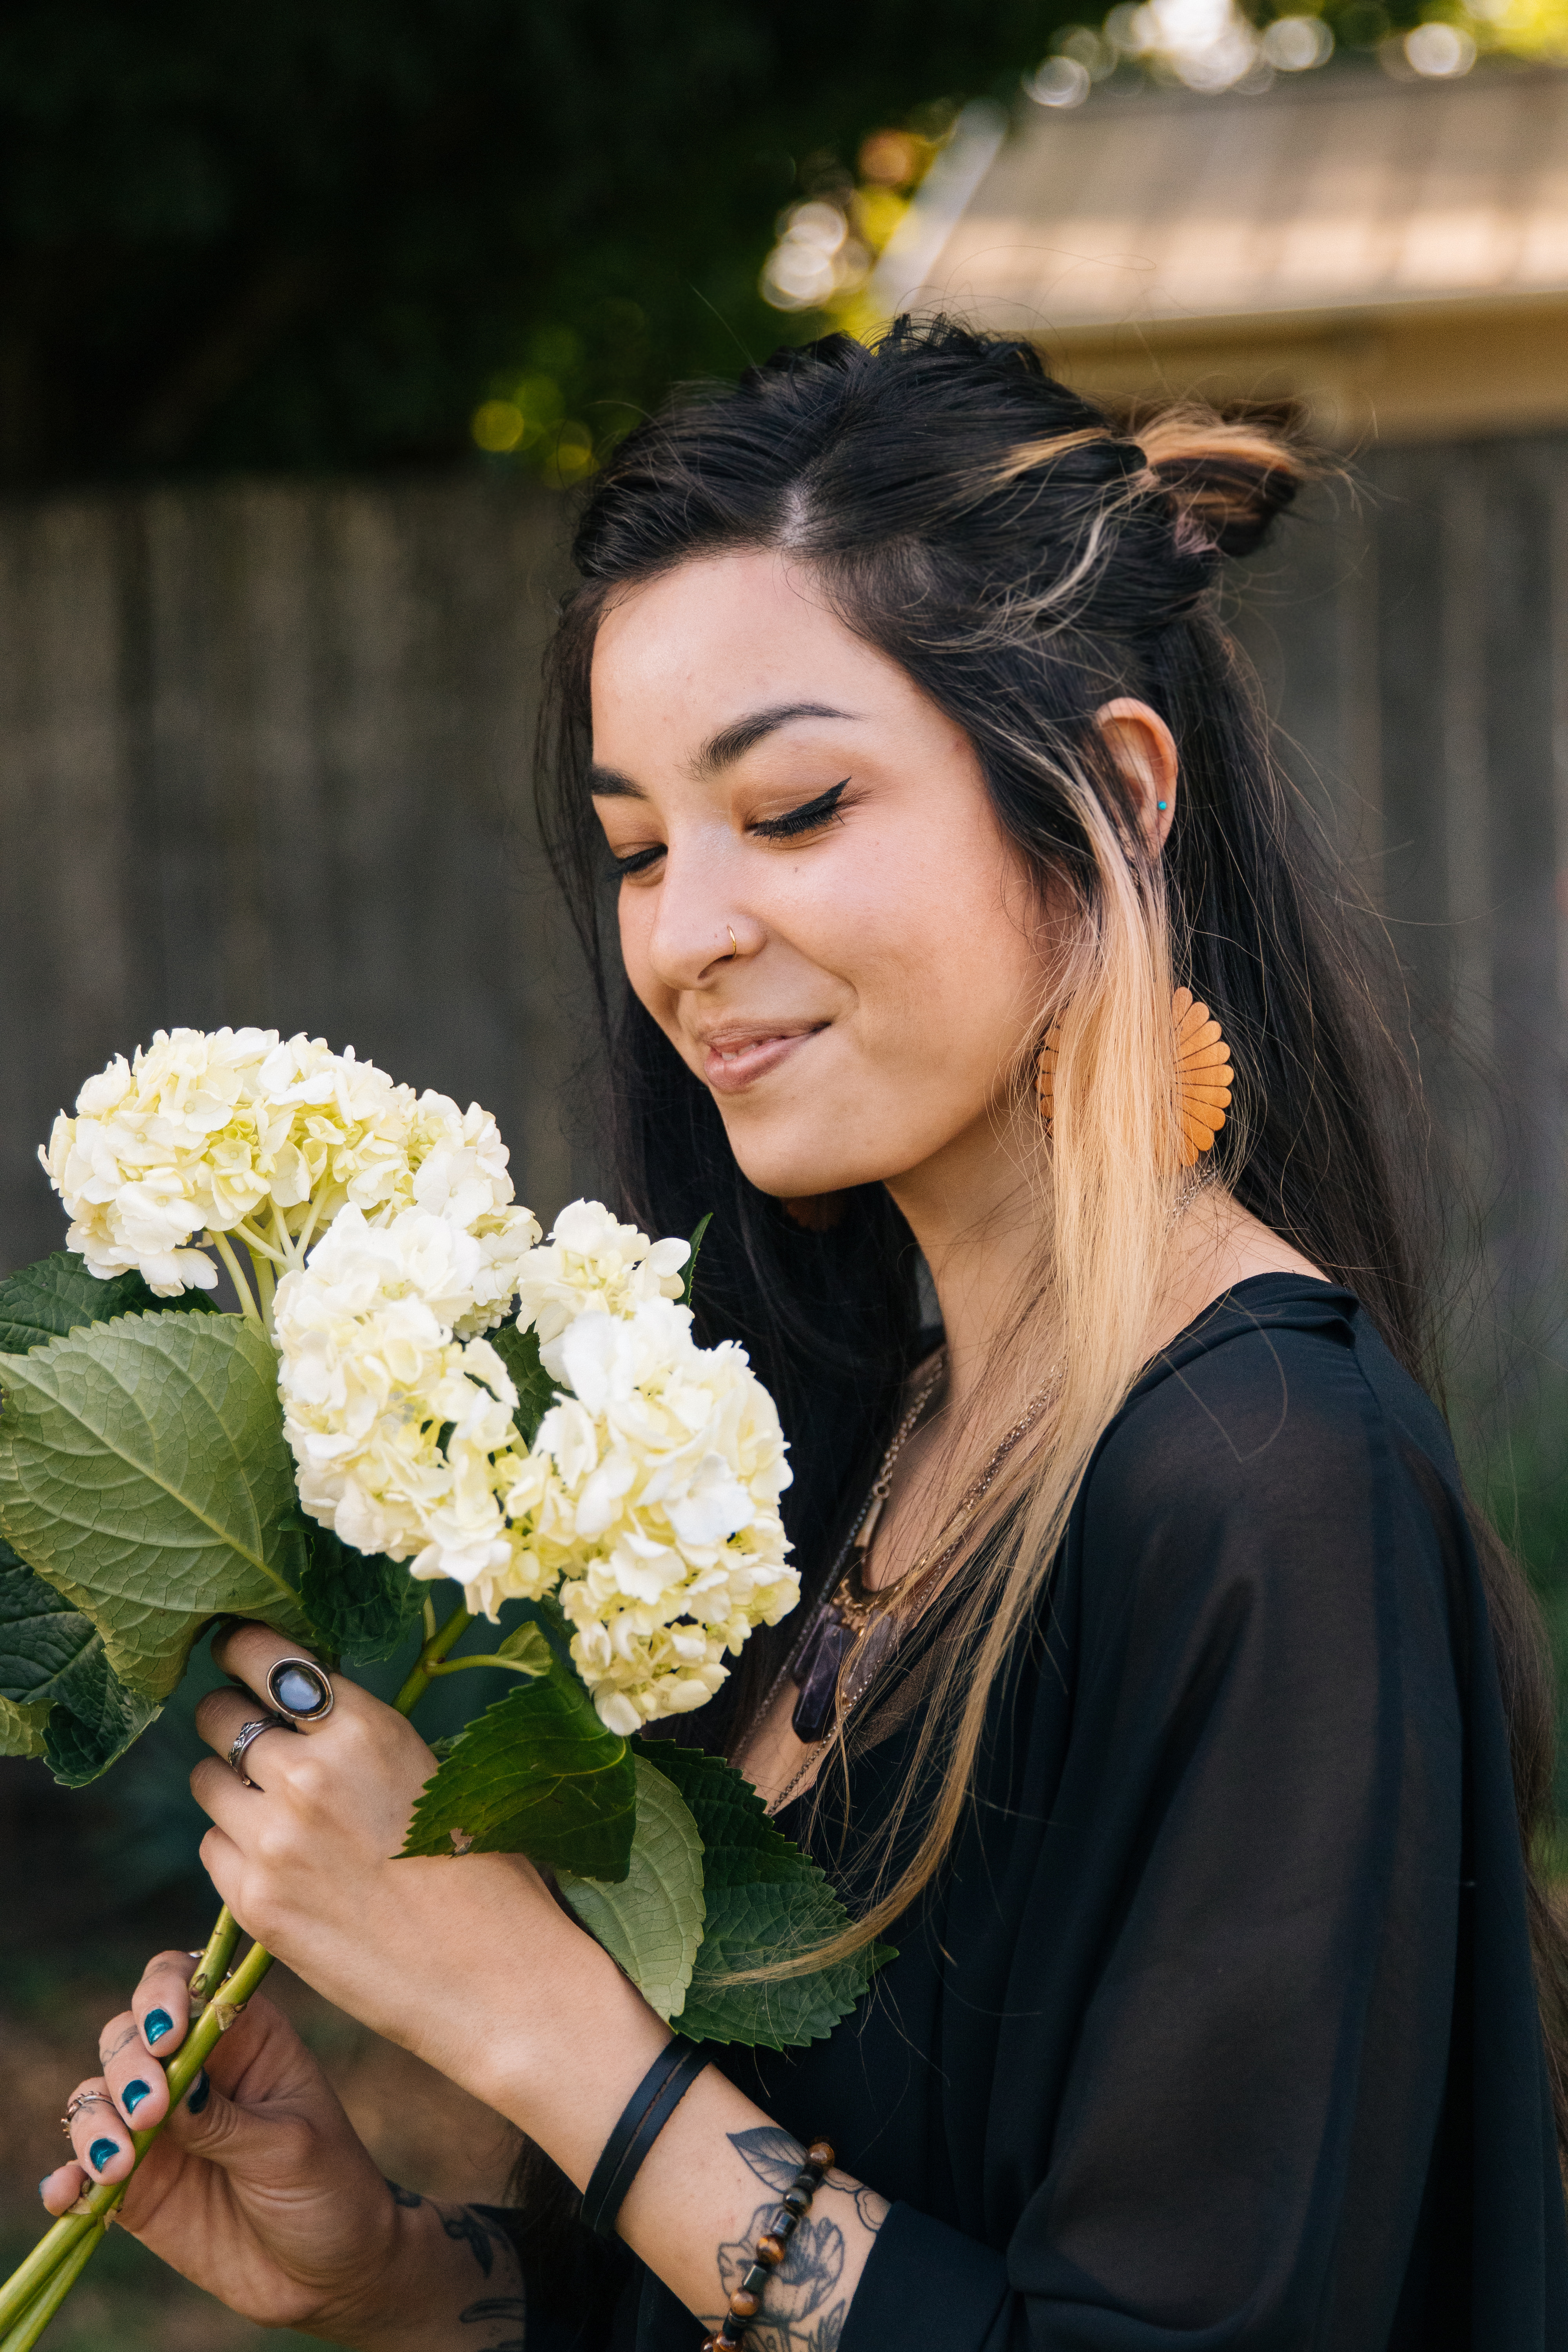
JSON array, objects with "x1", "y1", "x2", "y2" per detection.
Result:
[
  {"x1": 1234, "y1": 429, "x2": 1568, "y2": 1394},
  {"x1": 0, "y1": 473, "x2": 591, "y2": 1277},
  {"x1": 0, "y1": 449, "x2": 1564, "y2": 1403}
]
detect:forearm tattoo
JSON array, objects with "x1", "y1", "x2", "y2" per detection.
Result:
[
  {"x1": 386, "y1": 2182, "x2": 525, "y2": 2349},
  {"x1": 705, "y1": 2128, "x2": 887, "y2": 2352}
]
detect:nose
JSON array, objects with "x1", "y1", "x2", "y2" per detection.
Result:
[{"x1": 644, "y1": 839, "x2": 748, "y2": 990}]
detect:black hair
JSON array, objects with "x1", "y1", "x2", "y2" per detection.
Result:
[{"x1": 534, "y1": 318, "x2": 1568, "y2": 2144}]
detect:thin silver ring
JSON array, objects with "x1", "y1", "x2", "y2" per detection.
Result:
[
  {"x1": 61, "y1": 2090, "x2": 113, "y2": 2136},
  {"x1": 265, "y1": 1656, "x2": 335, "y2": 1725},
  {"x1": 227, "y1": 1713, "x2": 291, "y2": 1787}
]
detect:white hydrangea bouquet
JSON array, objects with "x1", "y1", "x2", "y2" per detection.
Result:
[{"x1": 0, "y1": 1028, "x2": 884, "y2": 2348}]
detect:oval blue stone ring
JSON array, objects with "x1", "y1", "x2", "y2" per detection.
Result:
[{"x1": 265, "y1": 1656, "x2": 335, "y2": 1724}]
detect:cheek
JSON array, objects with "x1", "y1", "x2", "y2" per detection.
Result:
[{"x1": 730, "y1": 845, "x2": 1044, "y2": 1192}]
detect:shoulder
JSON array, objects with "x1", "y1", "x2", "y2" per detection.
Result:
[{"x1": 1071, "y1": 1279, "x2": 1462, "y2": 1664}]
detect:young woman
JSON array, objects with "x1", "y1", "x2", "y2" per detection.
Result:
[{"x1": 41, "y1": 321, "x2": 1568, "y2": 2349}]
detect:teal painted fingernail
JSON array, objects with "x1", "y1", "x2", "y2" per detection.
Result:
[
  {"x1": 36, "y1": 2177, "x2": 50, "y2": 2201},
  {"x1": 122, "y1": 2079, "x2": 151, "y2": 2115},
  {"x1": 144, "y1": 2009, "x2": 173, "y2": 2045},
  {"x1": 186, "y1": 2069, "x2": 210, "y2": 2115},
  {"x1": 88, "y1": 2138, "x2": 117, "y2": 2173}
]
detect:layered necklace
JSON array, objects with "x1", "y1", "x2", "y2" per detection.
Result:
[{"x1": 780, "y1": 1352, "x2": 1062, "y2": 1775}]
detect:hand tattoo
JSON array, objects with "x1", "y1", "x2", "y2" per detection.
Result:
[
  {"x1": 460, "y1": 2294, "x2": 525, "y2": 2351},
  {"x1": 443, "y1": 2204, "x2": 510, "y2": 2278},
  {"x1": 707, "y1": 2128, "x2": 886, "y2": 2352}
]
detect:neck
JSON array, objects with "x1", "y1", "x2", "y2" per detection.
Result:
[{"x1": 883, "y1": 1123, "x2": 1040, "y2": 1419}]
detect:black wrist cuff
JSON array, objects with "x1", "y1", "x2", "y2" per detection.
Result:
[{"x1": 581, "y1": 2036, "x2": 710, "y2": 2240}]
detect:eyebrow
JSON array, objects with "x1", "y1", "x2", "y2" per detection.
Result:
[{"x1": 587, "y1": 701, "x2": 856, "y2": 799}]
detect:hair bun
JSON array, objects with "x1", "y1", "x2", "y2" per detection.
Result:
[{"x1": 1134, "y1": 410, "x2": 1311, "y2": 559}]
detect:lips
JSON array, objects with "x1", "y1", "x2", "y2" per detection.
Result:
[{"x1": 701, "y1": 1026, "x2": 823, "y2": 1095}]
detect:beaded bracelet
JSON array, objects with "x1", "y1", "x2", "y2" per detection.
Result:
[{"x1": 701, "y1": 2138, "x2": 834, "y2": 2352}]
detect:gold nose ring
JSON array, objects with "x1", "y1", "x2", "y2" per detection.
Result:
[{"x1": 727, "y1": 926, "x2": 738, "y2": 958}]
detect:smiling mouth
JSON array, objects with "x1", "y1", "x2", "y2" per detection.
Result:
[{"x1": 702, "y1": 1027, "x2": 825, "y2": 1095}]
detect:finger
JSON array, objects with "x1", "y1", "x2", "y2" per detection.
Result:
[
  {"x1": 39, "y1": 2160, "x2": 87, "y2": 2218},
  {"x1": 208, "y1": 1619, "x2": 344, "y2": 1727},
  {"x1": 65, "y1": 2077, "x2": 134, "y2": 2185},
  {"x1": 132, "y1": 1948, "x2": 202, "y2": 2058},
  {"x1": 162, "y1": 1995, "x2": 319, "y2": 2171},
  {"x1": 99, "y1": 2010, "x2": 169, "y2": 2132},
  {"x1": 191, "y1": 1684, "x2": 299, "y2": 1780},
  {"x1": 191, "y1": 1750, "x2": 271, "y2": 1836}
]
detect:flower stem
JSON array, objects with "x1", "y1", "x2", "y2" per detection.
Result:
[
  {"x1": 187, "y1": 1906, "x2": 242, "y2": 2009},
  {"x1": 0, "y1": 2217, "x2": 105, "y2": 2352},
  {"x1": 393, "y1": 1601, "x2": 472, "y2": 1715},
  {"x1": 248, "y1": 1250, "x2": 277, "y2": 1334},
  {"x1": 424, "y1": 1652, "x2": 542, "y2": 1682},
  {"x1": 209, "y1": 1230, "x2": 261, "y2": 1324},
  {"x1": 230, "y1": 1218, "x2": 289, "y2": 1269},
  {"x1": 0, "y1": 1593, "x2": 473, "y2": 2335}
]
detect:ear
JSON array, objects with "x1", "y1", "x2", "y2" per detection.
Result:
[{"x1": 1094, "y1": 698, "x2": 1178, "y2": 855}]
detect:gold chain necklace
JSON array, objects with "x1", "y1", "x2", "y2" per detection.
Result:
[
  {"x1": 766, "y1": 1356, "x2": 1063, "y2": 1811},
  {"x1": 839, "y1": 1365, "x2": 1062, "y2": 1635}
]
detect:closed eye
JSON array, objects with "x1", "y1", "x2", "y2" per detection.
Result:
[
  {"x1": 750, "y1": 779, "x2": 850, "y2": 842},
  {"x1": 612, "y1": 843, "x2": 666, "y2": 877}
]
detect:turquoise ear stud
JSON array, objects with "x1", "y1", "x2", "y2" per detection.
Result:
[{"x1": 1156, "y1": 800, "x2": 1169, "y2": 812}]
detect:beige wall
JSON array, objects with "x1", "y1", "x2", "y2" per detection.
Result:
[{"x1": 1047, "y1": 298, "x2": 1568, "y2": 445}]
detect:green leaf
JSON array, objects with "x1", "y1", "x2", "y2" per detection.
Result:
[
  {"x1": 0, "y1": 1537, "x2": 160, "y2": 1783},
  {"x1": 495, "y1": 1622, "x2": 552, "y2": 1672},
  {"x1": 0, "y1": 1251, "x2": 219, "y2": 1357},
  {"x1": 559, "y1": 1755, "x2": 706, "y2": 2020},
  {"x1": 0, "y1": 1312, "x2": 312, "y2": 1701},
  {"x1": 44, "y1": 1665, "x2": 159, "y2": 1787},
  {"x1": 298, "y1": 1521, "x2": 428, "y2": 1666},
  {"x1": 640, "y1": 1743, "x2": 892, "y2": 2049},
  {"x1": 488, "y1": 1320, "x2": 556, "y2": 1446},
  {"x1": 0, "y1": 1690, "x2": 47, "y2": 1760},
  {"x1": 682, "y1": 1212, "x2": 713, "y2": 1308},
  {"x1": 401, "y1": 1650, "x2": 635, "y2": 1880}
]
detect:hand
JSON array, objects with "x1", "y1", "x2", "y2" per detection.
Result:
[
  {"x1": 39, "y1": 1953, "x2": 496, "y2": 2347},
  {"x1": 192, "y1": 1623, "x2": 668, "y2": 2184}
]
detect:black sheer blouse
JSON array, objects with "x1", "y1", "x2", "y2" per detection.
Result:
[{"x1": 532, "y1": 1277, "x2": 1568, "y2": 2350}]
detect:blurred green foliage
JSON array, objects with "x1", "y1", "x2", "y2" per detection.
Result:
[
  {"x1": 0, "y1": 0, "x2": 1075, "y2": 487},
  {"x1": 0, "y1": 1, "x2": 1477, "y2": 491}
]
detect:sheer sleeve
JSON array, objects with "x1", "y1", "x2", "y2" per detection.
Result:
[{"x1": 842, "y1": 1314, "x2": 1490, "y2": 2350}]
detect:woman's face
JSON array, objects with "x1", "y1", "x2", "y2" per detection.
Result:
[{"x1": 589, "y1": 548, "x2": 1051, "y2": 1206}]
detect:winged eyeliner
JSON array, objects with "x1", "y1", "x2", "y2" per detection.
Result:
[{"x1": 613, "y1": 778, "x2": 850, "y2": 874}]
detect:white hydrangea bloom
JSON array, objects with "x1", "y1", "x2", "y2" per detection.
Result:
[
  {"x1": 513, "y1": 1199, "x2": 690, "y2": 1377},
  {"x1": 276, "y1": 1192, "x2": 796, "y2": 1733},
  {"x1": 515, "y1": 1296, "x2": 798, "y2": 1735},
  {"x1": 40, "y1": 1027, "x2": 537, "y2": 1310},
  {"x1": 39, "y1": 1027, "x2": 290, "y2": 1292},
  {"x1": 274, "y1": 1206, "x2": 546, "y2": 1604}
]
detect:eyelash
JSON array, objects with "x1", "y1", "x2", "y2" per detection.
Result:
[
  {"x1": 750, "y1": 778, "x2": 850, "y2": 840},
  {"x1": 611, "y1": 779, "x2": 850, "y2": 876}
]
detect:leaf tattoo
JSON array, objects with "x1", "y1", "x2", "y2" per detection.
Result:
[
  {"x1": 460, "y1": 2293, "x2": 525, "y2": 2351},
  {"x1": 715, "y1": 2127, "x2": 886, "y2": 2352},
  {"x1": 443, "y1": 2204, "x2": 508, "y2": 2277}
]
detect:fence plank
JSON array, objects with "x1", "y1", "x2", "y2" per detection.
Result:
[{"x1": 0, "y1": 474, "x2": 583, "y2": 1277}]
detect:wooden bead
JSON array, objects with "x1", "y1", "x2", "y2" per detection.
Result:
[
  {"x1": 806, "y1": 2139, "x2": 835, "y2": 2171},
  {"x1": 757, "y1": 2233, "x2": 787, "y2": 2266},
  {"x1": 729, "y1": 2288, "x2": 761, "y2": 2319}
]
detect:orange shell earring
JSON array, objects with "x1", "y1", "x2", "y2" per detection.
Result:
[
  {"x1": 1036, "y1": 989, "x2": 1233, "y2": 1169},
  {"x1": 1171, "y1": 987, "x2": 1232, "y2": 1167}
]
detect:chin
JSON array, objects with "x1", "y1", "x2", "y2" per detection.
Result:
[{"x1": 724, "y1": 1135, "x2": 865, "y2": 1203}]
